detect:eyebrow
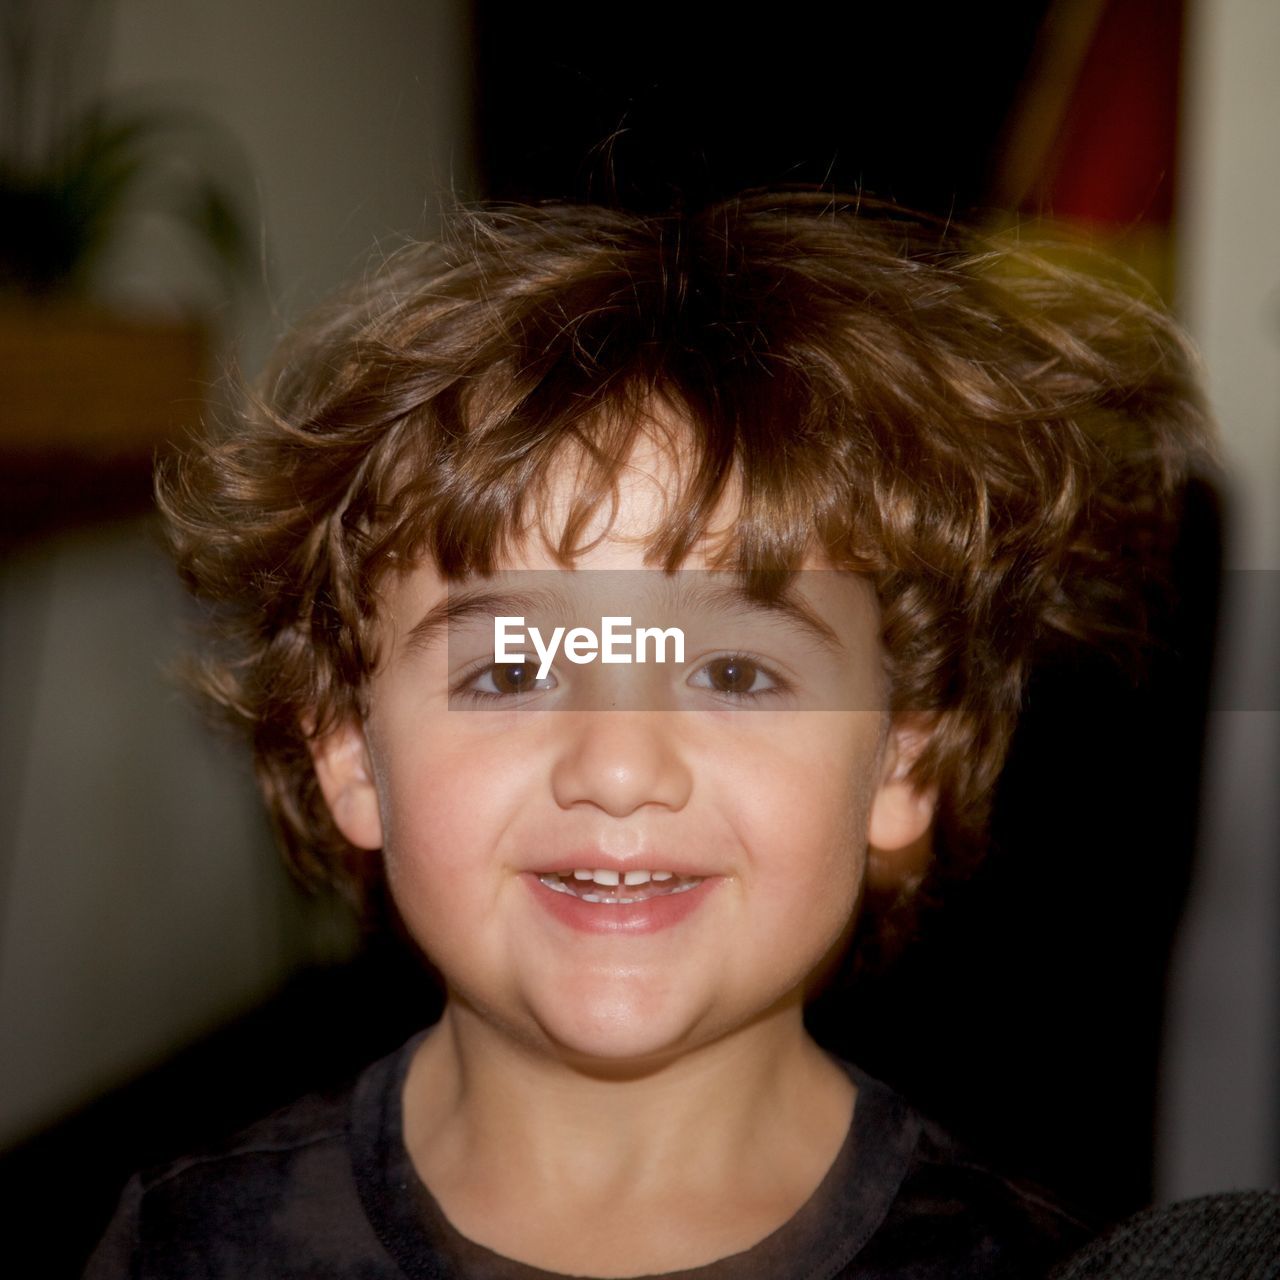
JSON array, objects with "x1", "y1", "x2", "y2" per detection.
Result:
[
  {"x1": 671, "y1": 577, "x2": 845, "y2": 655},
  {"x1": 404, "y1": 576, "x2": 844, "y2": 656},
  {"x1": 409, "y1": 578, "x2": 844, "y2": 655},
  {"x1": 404, "y1": 587, "x2": 567, "y2": 654}
]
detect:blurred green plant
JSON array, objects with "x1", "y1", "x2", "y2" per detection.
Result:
[
  {"x1": 0, "y1": 100, "x2": 256, "y2": 298},
  {"x1": 0, "y1": 0, "x2": 255, "y2": 299}
]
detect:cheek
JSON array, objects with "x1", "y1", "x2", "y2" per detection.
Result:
[
  {"x1": 723, "y1": 715, "x2": 882, "y2": 926},
  {"x1": 374, "y1": 728, "x2": 531, "y2": 924}
]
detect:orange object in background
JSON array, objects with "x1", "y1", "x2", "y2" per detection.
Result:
[{"x1": 0, "y1": 304, "x2": 207, "y2": 543}]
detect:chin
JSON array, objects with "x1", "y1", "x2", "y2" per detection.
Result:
[{"x1": 526, "y1": 983, "x2": 713, "y2": 1071}]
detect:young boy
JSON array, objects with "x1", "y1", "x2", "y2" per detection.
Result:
[{"x1": 88, "y1": 192, "x2": 1213, "y2": 1278}]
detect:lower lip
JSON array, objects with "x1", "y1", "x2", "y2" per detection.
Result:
[{"x1": 524, "y1": 874, "x2": 719, "y2": 934}]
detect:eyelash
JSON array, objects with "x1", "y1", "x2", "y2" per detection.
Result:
[
  {"x1": 686, "y1": 654, "x2": 792, "y2": 702},
  {"x1": 449, "y1": 661, "x2": 555, "y2": 705},
  {"x1": 449, "y1": 653, "x2": 793, "y2": 705}
]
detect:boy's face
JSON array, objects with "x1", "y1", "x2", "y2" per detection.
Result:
[{"x1": 313, "y1": 433, "x2": 934, "y2": 1067}]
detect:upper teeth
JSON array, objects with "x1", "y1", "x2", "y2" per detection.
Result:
[{"x1": 570, "y1": 869, "x2": 676, "y2": 886}]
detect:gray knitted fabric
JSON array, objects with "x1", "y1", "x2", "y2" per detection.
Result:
[{"x1": 1051, "y1": 1191, "x2": 1280, "y2": 1279}]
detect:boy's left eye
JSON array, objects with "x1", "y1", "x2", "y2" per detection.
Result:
[{"x1": 686, "y1": 655, "x2": 784, "y2": 699}]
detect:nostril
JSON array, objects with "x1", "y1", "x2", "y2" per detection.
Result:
[{"x1": 549, "y1": 714, "x2": 694, "y2": 817}]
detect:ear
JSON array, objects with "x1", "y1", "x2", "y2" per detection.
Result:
[
  {"x1": 308, "y1": 717, "x2": 384, "y2": 851},
  {"x1": 866, "y1": 716, "x2": 937, "y2": 895}
]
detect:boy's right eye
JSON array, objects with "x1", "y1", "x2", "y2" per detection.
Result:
[{"x1": 460, "y1": 662, "x2": 557, "y2": 700}]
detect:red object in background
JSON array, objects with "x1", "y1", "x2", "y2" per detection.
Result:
[{"x1": 1013, "y1": 0, "x2": 1185, "y2": 228}]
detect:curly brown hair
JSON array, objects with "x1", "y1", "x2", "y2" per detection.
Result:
[{"x1": 159, "y1": 191, "x2": 1216, "y2": 941}]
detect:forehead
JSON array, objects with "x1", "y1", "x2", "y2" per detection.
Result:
[
  {"x1": 517, "y1": 417, "x2": 743, "y2": 572},
  {"x1": 371, "y1": 410, "x2": 879, "y2": 661},
  {"x1": 386, "y1": 421, "x2": 845, "y2": 599},
  {"x1": 375, "y1": 439, "x2": 879, "y2": 674}
]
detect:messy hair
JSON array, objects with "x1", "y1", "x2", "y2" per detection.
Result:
[{"x1": 160, "y1": 191, "x2": 1215, "y2": 949}]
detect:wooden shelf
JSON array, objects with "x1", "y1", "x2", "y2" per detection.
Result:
[{"x1": 0, "y1": 303, "x2": 209, "y2": 544}]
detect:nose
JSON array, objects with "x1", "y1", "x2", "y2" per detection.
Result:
[{"x1": 550, "y1": 711, "x2": 693, "y2": 816}]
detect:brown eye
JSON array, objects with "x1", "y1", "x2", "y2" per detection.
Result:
[
  {"x1": 464, "y1": 662, "x2": 556, "y2": 699},
  {"x1": 490, "y1": 663, "x2": 546, "y2": 695},
  {"x1": 707, "y1": 657, "x2": 757, "y2": 693},
  {"x1": 689, "y1": 655, "x2": 781, "y2": 698}
]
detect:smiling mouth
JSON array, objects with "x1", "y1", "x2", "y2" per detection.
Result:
[{"x1": 535, "y1": 870, "x2": 706, "y2": 905}]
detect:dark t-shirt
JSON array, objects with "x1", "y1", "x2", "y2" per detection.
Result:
[{"x1": 85, "y1": 1033, "x2": 1090, "y2": 1279}]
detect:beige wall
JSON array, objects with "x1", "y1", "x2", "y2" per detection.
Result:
[
  {"x1": 1158, "y1": 0, "x2": 1280, "y2": 1196},
  {"x1": 0, "y1": 0, "x2": 472, "y2": 1145}
]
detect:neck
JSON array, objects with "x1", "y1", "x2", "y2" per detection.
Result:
[{"x1": 402, "y1": 997, "x2": 854, "y2": 1208}]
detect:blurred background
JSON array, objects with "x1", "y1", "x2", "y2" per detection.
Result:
[{"x1": 0, "y1": 0, "x2": 1275, "y2": 1272}]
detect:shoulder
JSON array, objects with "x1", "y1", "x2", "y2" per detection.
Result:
[
  {"x1": 83, "y1": 1049, "x2": 408, "y2": 1280},
  {"x1": 138, "y1": 1082, "x2": 352, "y2": 1211},
  {"x1": 893, "y1": 1112, "x2": 1093, "y2": 1271},
  {"x1": 837, "y1": 1063, "x2": 1094, "y2": 1279}
]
